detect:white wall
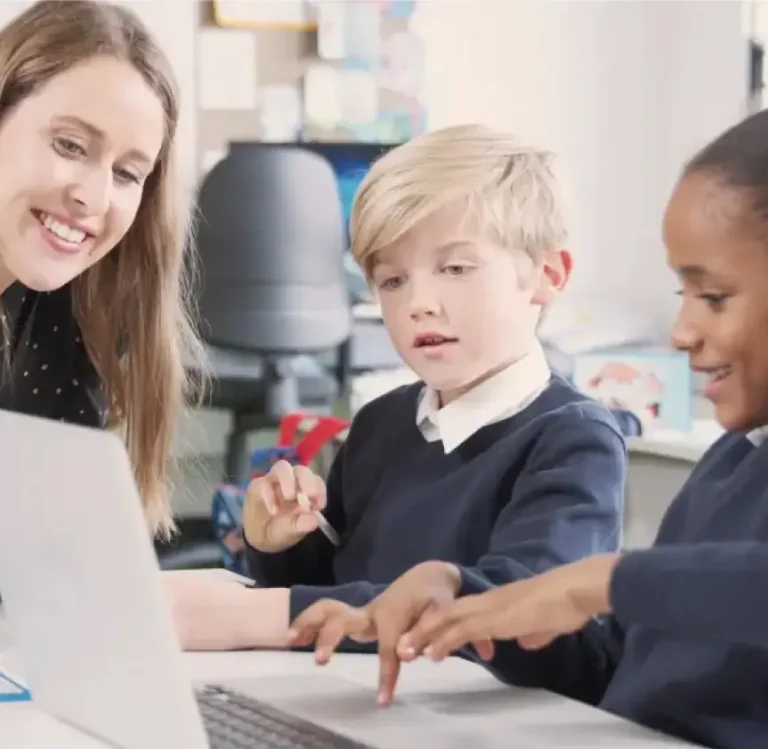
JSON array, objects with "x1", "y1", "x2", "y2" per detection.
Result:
[
  {"x1": 118, "y1": 1, "x2": 199, "y2": 212},
  {"x1": 413, "y1": 1, "x2": 750, "y2": 339}
]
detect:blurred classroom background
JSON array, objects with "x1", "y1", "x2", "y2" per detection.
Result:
[{"x1": 2, "y1": 0, "x2": 763, "y2": 563}]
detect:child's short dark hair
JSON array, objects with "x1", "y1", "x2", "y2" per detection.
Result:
[{"x1": 684, "y1": 109, "x2": 768, "y2": 226}]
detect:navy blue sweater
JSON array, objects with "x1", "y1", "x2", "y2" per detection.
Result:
[
  {"x1": 481, "y1": 430, "x2": 768, "y2": 749},
  {"x1": 246, "y1": 376, "x2": 626, "y2": 623}
]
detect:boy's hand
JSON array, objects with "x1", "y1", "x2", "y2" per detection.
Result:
[
  {"x1": 243, "y1": 460, "x2": 327, "y2": 552},
  {"x1": 289, "y1": 561, "x2": 492, "y2": 706},
  {"x1": 403, "y1": 554, "x2": 621, "y2": 662},
  {"x1": 289, "y1": 599, "x2": 376, "y2": 656}
]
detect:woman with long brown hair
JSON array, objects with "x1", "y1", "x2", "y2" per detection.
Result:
[{"x1": 0, "y1": 0, "x2": 205, "y2": 538}]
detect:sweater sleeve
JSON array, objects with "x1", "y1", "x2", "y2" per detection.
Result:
[
  {"x1": 610, "y1": 541, "x2": 768, "y2": 650},
  {"x1": 481, "y1": 614, "x2": 625, "y2": 706},
  {"x1": 456, "y1": 413, "x2": 626, "y2": 698},
  {"x1": 245, "y1": 443, "x2": 346, "y2": 590},
  {"x1": 290, "y1": 411, "x2": 626, "y2": 620},
  {"x1": 457, "y1": 413, "x2": 626, "y2": 596}
]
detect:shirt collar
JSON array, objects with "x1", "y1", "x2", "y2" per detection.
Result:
[
  {"x1": 416, "y1": 341, "x2": 551, "y2": 453},
  {"x1": 747, "y1": 425, "x2": 768, "y2": 446}
]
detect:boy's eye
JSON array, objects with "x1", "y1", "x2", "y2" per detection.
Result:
[
  {"x1": 379, "y1": 275, "x2": 404, "y2": 291},
  {"x1": 442, "y1": 264, "x2": 472, "y2": 276}
]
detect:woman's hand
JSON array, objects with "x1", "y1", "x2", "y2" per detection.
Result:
[{"x1": 163, "y1": 571, "x2": 290, "y2": 651}]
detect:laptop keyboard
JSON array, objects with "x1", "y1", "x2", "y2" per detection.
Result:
[{"x1": 197, "y1": 685, "x2": 375, "y2": 749}]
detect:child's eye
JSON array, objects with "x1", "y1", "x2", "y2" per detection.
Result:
[
  {"x1": 675, "y1": 289, "x2": 729, "y2": 312},
  {"x1": 379, "y1": 275, "x2": 404, "y2": 291},
  {"x1": 442, "y1": 264, "x2": 472, "y2": 276},
  {"x1": 698, "y1": 293, "x2": 729, "y2": 311}
]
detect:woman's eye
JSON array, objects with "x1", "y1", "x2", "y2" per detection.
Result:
[
  {"x1": 53, "y1": 137, "x2": 86, "y2": 157},
  {"x1": 113, "y1": 168, "x2": 140, "y2": 185}
]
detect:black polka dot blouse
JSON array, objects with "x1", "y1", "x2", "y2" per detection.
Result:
[{"x1": 0, "y1": 282, "x2": 106, "y2": 427}]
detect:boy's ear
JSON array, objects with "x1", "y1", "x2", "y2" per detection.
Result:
[{"x1": 531, "y1": 249, "x2": 572, "y2": 306}]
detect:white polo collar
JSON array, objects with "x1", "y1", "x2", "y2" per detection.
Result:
[
  {"x1": 747, "y1": 425, "x2": 768, "y2": 446},
  {"x1": 416, "y1": 342, "x2": 551, "y2": 453}
]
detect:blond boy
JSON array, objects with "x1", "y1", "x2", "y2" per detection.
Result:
[{"x1": 166, "y1": 125, "x2": 625, "y2": 652}]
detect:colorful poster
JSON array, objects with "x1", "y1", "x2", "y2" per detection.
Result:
[
  {"x1": 572, "y1": 350, "x2": 693, "y2": 433},
  {"x1": 379, "y1": 31, "x2": 425, "y2": 98},
  {"x1": 385, "y1": 0, "x2": 416, "y2": 22}
]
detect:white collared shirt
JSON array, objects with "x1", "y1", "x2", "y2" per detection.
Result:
[
  {"x1": 747, "y1": 425, "x2": 768, "y2": 446},
  {"x1": 415, "y1": 341, "x2": 551, "y2": 453}
]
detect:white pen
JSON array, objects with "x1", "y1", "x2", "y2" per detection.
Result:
[{"x1": 297, "y1": 492, "x2": 339, "y2": 546}]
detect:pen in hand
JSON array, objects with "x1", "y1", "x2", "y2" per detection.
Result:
[{"x1": 297, "y1": 492, "x2": 339, "y2": 546}]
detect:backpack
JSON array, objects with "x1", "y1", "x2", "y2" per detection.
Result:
[{"x1": 211, "y1": 412, "x2": 349, "y2": 574}]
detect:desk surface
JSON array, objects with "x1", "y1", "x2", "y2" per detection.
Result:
[
  {"x1": 628, "y1": 417, "x2": 722, "y2": 464},
  {"x1": 0, "y1": 613, "x2": 695, "y2": 749}
]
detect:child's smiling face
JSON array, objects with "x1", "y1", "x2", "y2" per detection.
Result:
[{"x1": 665, "y1": 170, "x2": 768, "y2": 431}]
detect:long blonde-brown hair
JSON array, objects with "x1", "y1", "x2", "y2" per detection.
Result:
[{"x1": 0, "y1": 0, "x2": 207, "y2": 537}]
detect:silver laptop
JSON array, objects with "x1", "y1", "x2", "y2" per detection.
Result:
[{"x1": 0, "y1": 411, "x2": 466, "y2": 749}]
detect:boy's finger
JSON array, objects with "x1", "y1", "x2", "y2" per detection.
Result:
[
  {"x1": 471, "y1": 638, "x2": 495, "y2": 661},
  {"x1": 292, "y1": 511, "x2": 319, "y2": 535},
  {"x1": 269, "y1": 460, "x2": 297, "y2": 503},
  {"x1": 293, "y1": 466, "x2": 327, "y2": 511},
  {"x1": 374, "y1": 613, "x2": 409, "y2": 706},
  {"x1": 314, "y1": 616, "x2": 354, "y2": 664},
  {"x1": 377, "y1": 648, "x2": 401, "y2": 707},
  {"x1": 250, "y1": 477, "x2": 277, "y2": 516},
  {"x1": 288, "y1": 602, "x2": 333, "y2": 646},
  {"x1": 287, "y1": 624, "x2": 318, "y2": 649},
  {"x1": 311, "y1": 473, "x2": 327, "y2": 511}
]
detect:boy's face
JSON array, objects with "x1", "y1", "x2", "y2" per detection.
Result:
[
  {"x1": 370, "y1": 203, "x2": 567, "y2": 404},
  {"x1": 665, "y1": 171, "x2": 768, "y2": 431}
]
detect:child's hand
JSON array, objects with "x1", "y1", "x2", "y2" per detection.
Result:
[
  {"x1": 289, "y1": 599, "x2": 376, "y2": 656},
  {"x1": 289, "y1": 561, "x2": 488, "y2": 706},
  {"x1": 402, "y1": 554, "x2": 621, "y2": 663},
  {"x1": 243, "y1": 460, "x2": 327, "y2": 552}
]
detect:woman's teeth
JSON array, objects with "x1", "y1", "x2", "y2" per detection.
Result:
[{"x1": 38, "y1": 212, "x2": 87, "y2": 244}]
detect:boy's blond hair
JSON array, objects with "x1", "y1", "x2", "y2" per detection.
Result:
[{"x1": 350, "y1": 124, "x2": 569, "y2": 278}]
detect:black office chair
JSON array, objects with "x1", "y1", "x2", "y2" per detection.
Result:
[{"x1": 193, "y1": 142, "x2": 352, "y2": 485}]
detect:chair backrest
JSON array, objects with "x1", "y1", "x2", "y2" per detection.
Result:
[{"x1": 195, "y1": 143, "x2": 352, "y2": 354}]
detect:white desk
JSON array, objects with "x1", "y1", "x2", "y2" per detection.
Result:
[{"x1": 0, "y1": 613, "x2": 695, "y2": 749}]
